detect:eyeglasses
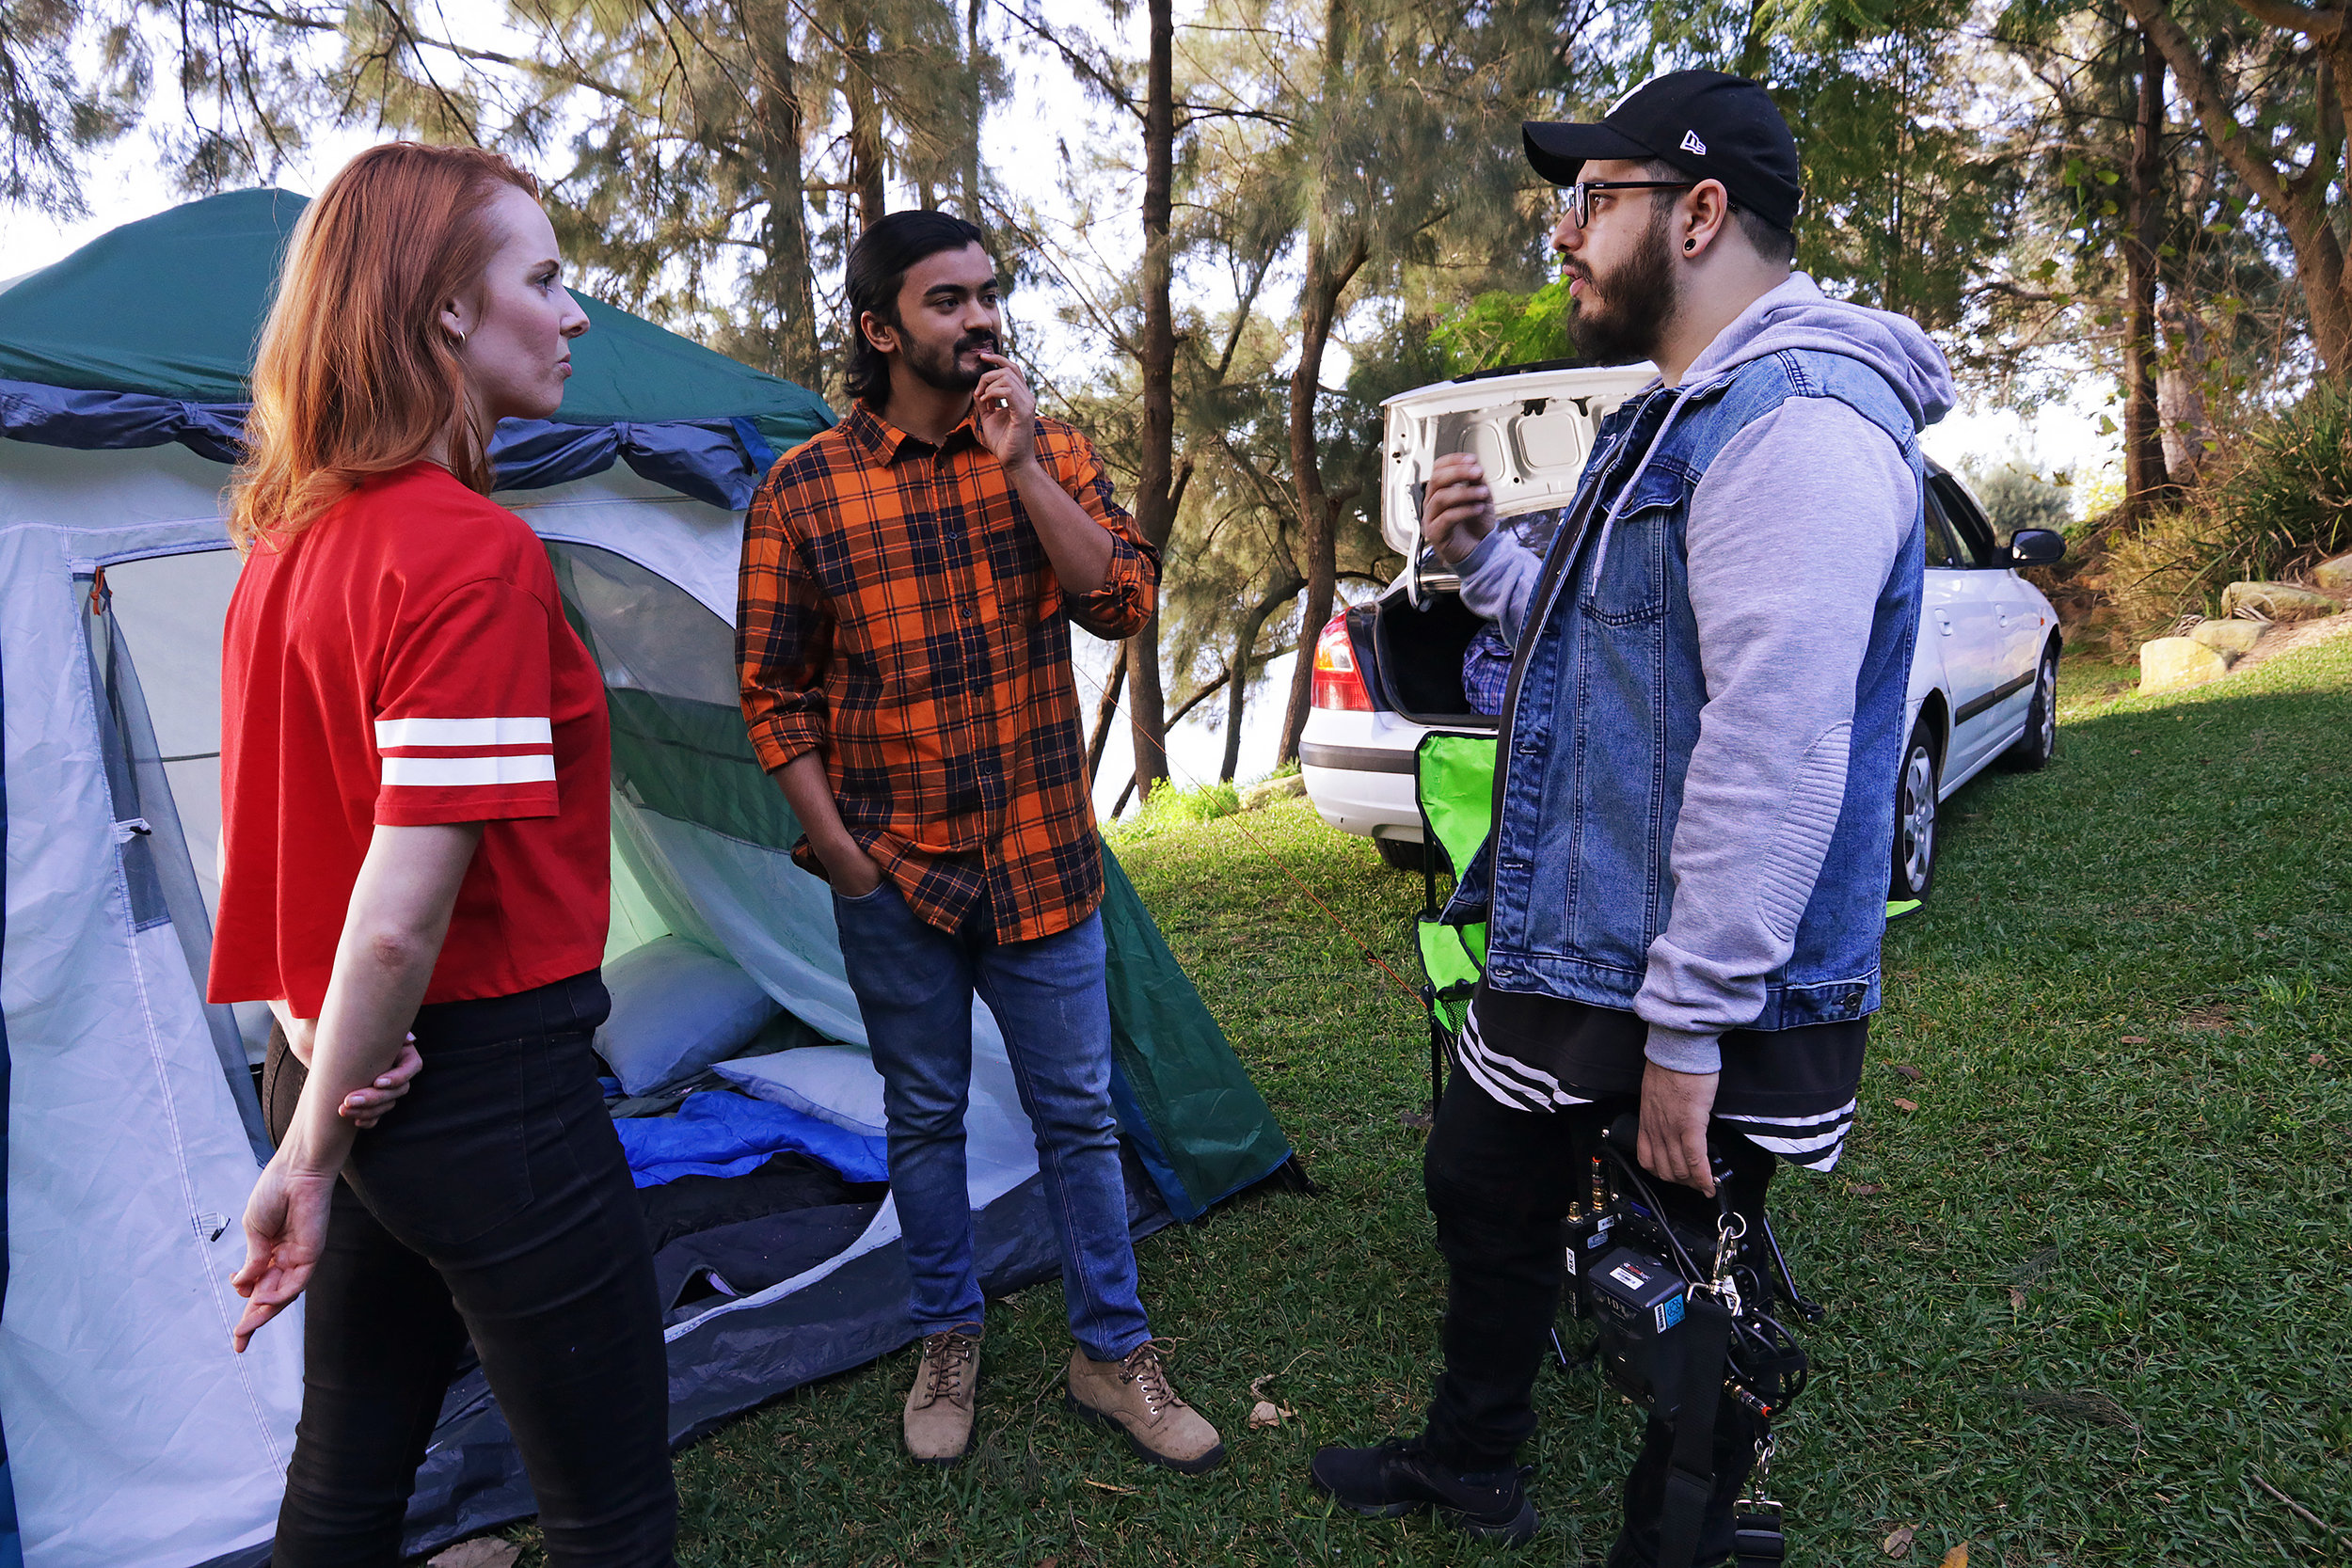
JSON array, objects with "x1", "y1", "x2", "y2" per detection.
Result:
[{"x1": 1562, "y1": 180, "x2": 1696, "y2": 229}]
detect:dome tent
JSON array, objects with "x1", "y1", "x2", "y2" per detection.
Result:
[{"x1": 0, "y1": 189, "x2": 1293, "y2": 1568}]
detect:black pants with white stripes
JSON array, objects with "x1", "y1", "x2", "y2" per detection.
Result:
[{"x1": 1420, "y1": 1079, "x2": 1777, "y2": 1567}]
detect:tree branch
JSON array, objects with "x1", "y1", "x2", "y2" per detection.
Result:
[
  {"x1": 2119, "y1": 0, "x2": 2294, "y2": 215},
  {"x1": 990, "y1": 0, "x2": 1144, "y2": 122},
  {"x1": 2228, "y1": 0, "x2": 2343, "y2": 42}
]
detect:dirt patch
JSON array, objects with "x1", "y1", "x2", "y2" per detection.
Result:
[{"x1": 2228, "y1": 604, "x2": 2352, "y2": 677}]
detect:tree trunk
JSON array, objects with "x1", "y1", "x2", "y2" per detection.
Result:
[
  {"x1": 847, "y1": 25, "x2": 887, "y2": 231},
  {"x1": 1124, "y1": 0, "x2": 1180, "y2": 802},
  {"x1": 2123, "y1": 24, "x2": 2171, "y2": 512},
  {"x1": 2158, "y1": 297, "x2": 2215, "y2": 481},
  {"x1": 1220, "y1": 578, "x2": 1296, "y2": 781},
  {"x1": 1085, "y1": 641, "x2": 1128, "y2": 786},
  {"x1": 749, "y1": 10, "x2": 822, "y2": 388},
  {"x1": 961, "y1": 0, "x2": 986, "y2": 222},
  {"x1": 1274, "y1": 231, "x2": 1364, "y2": 766},
  {"x1": 1276, "y1": 0, "x2": 1362, "y2": 767},
  {"x1": 2123, "y1": 0, "x2": 2352, "y2": 378}
]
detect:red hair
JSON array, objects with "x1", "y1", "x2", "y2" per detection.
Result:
[{"x1": 228, "y1": 143, "x2": 539, "y2": 550}]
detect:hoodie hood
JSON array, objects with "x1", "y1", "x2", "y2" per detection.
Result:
[{"x1": 1684, "y1": 272, "x2": 1955, "y2": 429}]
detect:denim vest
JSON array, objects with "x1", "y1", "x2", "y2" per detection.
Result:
[{"x1": 1448, "y1": 347, "x2": 1927, "y2": 1030}]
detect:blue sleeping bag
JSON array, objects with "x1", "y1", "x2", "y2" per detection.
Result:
[{"x1": 614, "y1": 1090, "x2": 889, "y2": 1188}]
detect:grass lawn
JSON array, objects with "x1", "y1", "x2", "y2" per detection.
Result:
[{"x1": 533, "y1": 635, "x2": 2349, "y2": 1567}]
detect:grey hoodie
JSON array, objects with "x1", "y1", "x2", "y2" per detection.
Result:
[{"x1": 1456, "y1": 272, "x2": 1956, "y2": 1074}]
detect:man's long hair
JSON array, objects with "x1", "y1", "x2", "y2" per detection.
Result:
[
  {"x1": 844, "y1": 210, "x2": 989, "y2": 407},
  {"x1": 227, "y1": 143, "x2": 539, "y2": 551}
]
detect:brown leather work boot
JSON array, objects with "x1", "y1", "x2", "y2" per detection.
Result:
[
  {"x1": 902, "y1": 1325, "x2": 981, "y2": 1465},
  {"x1": 1065, "y1": 1339, "x2": 1226, "y2": 1474}
]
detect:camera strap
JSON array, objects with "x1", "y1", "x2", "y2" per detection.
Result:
[{"x1": 1654, "y1": 1285, "x2": 1734, "y2": 1568}]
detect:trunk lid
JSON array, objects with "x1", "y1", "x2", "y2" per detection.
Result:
[{"x1": 1380, "y1": 362, "x2": 1657, "y2": 603}]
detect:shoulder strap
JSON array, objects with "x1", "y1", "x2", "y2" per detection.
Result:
[{"x1": 1655, "y1": 1289, "x2": 1736, "y2": 1568}]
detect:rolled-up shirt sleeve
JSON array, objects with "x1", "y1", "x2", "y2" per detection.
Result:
[
  {"x1": 1048, "y1": 430, "x2": 1158, "y2": 640},
  {"x1": 737, "y1": 479, "x2": 834, "y2": 773}
]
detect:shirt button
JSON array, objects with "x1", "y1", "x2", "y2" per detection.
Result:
[{"x1": 961, "y1": 604, "x2": 974, "y2": 620}]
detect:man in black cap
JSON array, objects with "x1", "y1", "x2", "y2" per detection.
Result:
[{"x1": 1310, "y1": 70, "x2": 1955, "y2": 1566}]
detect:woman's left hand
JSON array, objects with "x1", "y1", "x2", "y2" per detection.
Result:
[
  {"x1": 338, "y1": 1037, "x2": 422, "y2": 1130},
  {"x1": 973, "y1": 352, "x2": 1038, "y2": 473},
  {"x1": 230, "y1": 1156, "x2": 338, "y2": 1352}
]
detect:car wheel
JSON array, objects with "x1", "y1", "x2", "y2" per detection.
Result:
[
  {"x1": 1997, "y1": 647, "x2": 2059, "y2": 772},
  {"x1": 1376, "y1": 836, "x2": 1446, "y2": 875},
  {"x1": 1890, "y1": 721, "x2": 1938, "y2": 903}
]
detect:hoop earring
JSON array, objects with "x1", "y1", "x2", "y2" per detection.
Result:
[{"x1": 448, "y1": 328, "x2": 468, "y2": 350}]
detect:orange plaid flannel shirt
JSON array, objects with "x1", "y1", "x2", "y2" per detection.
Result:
[{"x1": 737, "y1": 402, "x2": 1158, "y2": 942}]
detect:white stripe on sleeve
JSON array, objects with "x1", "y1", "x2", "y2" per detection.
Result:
[
  {"x1": 381, "y1": 753, "x2": 558, "y2": 787},
  {"x1": 374, "y1": 716, "x2": 553, "y2": 750}
]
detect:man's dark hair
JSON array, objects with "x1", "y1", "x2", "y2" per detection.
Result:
[
  {"x1": 1635, "y1": 159, "x2": 1796, "y2": 266},
  {"x1": 844, "y1": 210, "x2": 990, "y2": 406}
]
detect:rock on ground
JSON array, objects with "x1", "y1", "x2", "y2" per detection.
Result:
[
  {"x1": 2189, "y1": 619, "x2": 2263, "y2": 656},
  {"x1": 2220, "y1": 580, "x2": 2339, "y2": 622},
  {"x1": 2313, "y1": 553, "x2": 2352, "y2": 593},
  {"x1": 1240, "y1": 772, "x2": 1308, "y2": 811},
  {"x1": 2139, "y1": 635, "x2": 2233, "y2": 694}
]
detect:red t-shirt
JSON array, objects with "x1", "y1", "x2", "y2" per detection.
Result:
[{"x1": 207, "y1": 461, "x2": 611, "y2": 1018}]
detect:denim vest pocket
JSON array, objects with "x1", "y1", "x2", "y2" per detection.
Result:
[{"x1": 1581, "y1": 471, "x2": 1682, "y2": 625}]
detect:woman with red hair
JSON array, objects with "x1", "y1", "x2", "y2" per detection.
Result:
[{"x1": 212, "y1": 142, "x2": 677, "y2": 1565}]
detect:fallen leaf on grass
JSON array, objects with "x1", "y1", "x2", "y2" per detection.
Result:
[
  {"x1": 1848, "y1": 1183, "x2": 1883, "y2": 1196},
  {"x1": 2119, "y1": 1036, "x2": 2149, "y2": 1044},
  {"x1": 2009, "y1": 1287, "x2": 2026, "y2": 1311},
  {"x1": 2311, "y1": 1053, "x2": 2329, "y2": 1067},
  {"x1": 1941, "y1": 1547, "x2": 1970, "y2": 1568},
  {"x1": 428, "y1": 1543, "x2": 519, "y2": 1568},
  {"x1": 1892, "y1": 1098, "x2": 1919, "y2": 1113},
  {"x1": 1883, "y1": 1522, "x2": 1915, "y2": 1557},
  {"x1": 1246, "y1": 1370, "x2": 1299, "y2": 1431},
  {"x1": 1081, "y1": 1478, "x2": 1137, "y2": 1495},
  {"x1": 1889, "y1": 1062, "x2": 1923, "y2": 1081}
]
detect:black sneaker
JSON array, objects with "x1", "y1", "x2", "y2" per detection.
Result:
[{"x1": 1310, "y1": 1436, "x2": 1538, "y2": 1544}]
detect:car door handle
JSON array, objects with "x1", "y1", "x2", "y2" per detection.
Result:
[{"x1": 1934, "y1": 610, "x2": 1954, "y2": 636}]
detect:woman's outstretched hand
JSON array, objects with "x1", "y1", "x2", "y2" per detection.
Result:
[{"x1": 230, "y1": 1158, "x2": 337, "y2": 1353}]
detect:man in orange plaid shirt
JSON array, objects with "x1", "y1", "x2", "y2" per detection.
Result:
[{"x1": 738, "y1": 211, "x2": 1223, "y2": 1475}]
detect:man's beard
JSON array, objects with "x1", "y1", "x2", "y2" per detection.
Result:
[
  {"x1": 901, "y1": 326, "x2": 997, "y2": 393},
  {"x1": 1567, "y1": 201, "x2": 1677, "y2": 367}
]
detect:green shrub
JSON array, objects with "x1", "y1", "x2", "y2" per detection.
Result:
[
  {"x1": 2101, "y1": 384, "x2": 2352, "y2": 641},
  {"x1": 1958, "y1": 453, "x2": 2074, "y2": 539},
  {"x1": 1112, "y1": 778, "x2": 1243, "y2": 841}
]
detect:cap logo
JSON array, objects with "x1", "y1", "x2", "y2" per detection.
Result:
[{"x1": 1679, "y1": 130, "x2": 1708, "y2": 156}]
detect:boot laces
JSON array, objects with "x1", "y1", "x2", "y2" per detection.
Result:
[
  {"x1": 1120, "y1": 1339, "x2": 1188, "y2": 1419},
  {"x1": 920, "y1": 1329, "x2": 976, "y2": 1405}
]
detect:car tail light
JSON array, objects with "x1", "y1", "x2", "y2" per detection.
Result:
[{"x1": 1311, "y1": 610, "x2": 1373, "y2": 711}]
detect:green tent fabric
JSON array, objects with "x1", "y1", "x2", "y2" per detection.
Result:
[
  {"x1": 1415, "y1": 732, "x2": 1497, "y2": 1034},
  {"x1": 1100, "y1": 849, "x2": 1292, "y2": 1216},
  {"x1": 545, "y1": 546, "x2": 1291, "y2": 1223},
  {"x1": 0, "y1": 188, "x2": 832, "y2": 448}
]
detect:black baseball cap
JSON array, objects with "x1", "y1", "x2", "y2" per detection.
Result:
[{"x1": 1524, "y1": 70, "x2": 1801, "y2": 233}]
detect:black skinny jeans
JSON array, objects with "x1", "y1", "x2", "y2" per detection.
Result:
[
  {"x1": 262, "y1": 972, "x2": 677, "y2": 1568},
  {"x1": 1420, "y1": 1080, "x2": 1777, "y2": 1568}
]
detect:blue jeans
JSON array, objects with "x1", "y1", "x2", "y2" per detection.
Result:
[{"x1": 832, "y1": 881, "x2": 1152, "y2": 1363}]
